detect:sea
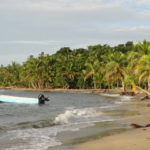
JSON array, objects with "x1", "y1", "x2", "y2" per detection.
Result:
[{"x1": 0, "y1": 89, "x2": 135, "y2": 150}]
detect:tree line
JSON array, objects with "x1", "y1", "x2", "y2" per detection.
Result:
[{"x1": 0, "y1": 40, "x2": 150, "y2": 91}]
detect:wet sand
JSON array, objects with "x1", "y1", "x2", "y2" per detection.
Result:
[{"x1": 75, "y1": 102, "x2": 150, "y2": 150}]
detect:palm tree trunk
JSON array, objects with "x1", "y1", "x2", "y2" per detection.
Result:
[
  {"x1": 148, "y1": 75, "x2": 150, "y2": 91},
  {"x1": 99, "y1": 83, "x2": 102, "y2": 89},
  {"x1": 31, "y1": 82, "x2": 36, "y2": 89},
  {"x1": 94, "y1": 82, "x2": 96, "y2": 89},
  {"x1": 122, "y1": 82, "x2": 126, "y2": 93},
  {"x1": 93, "y1": 76, "x2": 97, "y2": 89},
  {"x1": 93, "y1": 80, "x2": 97, "y2": 89}
]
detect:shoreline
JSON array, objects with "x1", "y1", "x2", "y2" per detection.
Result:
[
  {"x1": 0, "y1": 87, "x2": 117, "y2": 93},
  {"x1": 75, "y1": 98, "x2": 150, "y2": 150},
  {"x1": 0, "y1": 87, "x2": 147, "y2": 100},
  {"x1": 0, "y1": 87, "x2": 140, "y2": 95}
]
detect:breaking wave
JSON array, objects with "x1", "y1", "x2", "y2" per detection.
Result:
[
  {"x1": 54, "y1": 107, "x2": 104, "y2": 125},
  {"x1": 115, "y1": 95, "x2": 133, "y2": 104}
]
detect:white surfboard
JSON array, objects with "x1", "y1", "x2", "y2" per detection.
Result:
[{"x1": 0, "y1": 95, "x2": 38, "y2": 104}]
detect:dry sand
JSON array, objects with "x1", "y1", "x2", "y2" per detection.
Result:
[{"x1": 75, "y1": 101, "x2": 150, "y2": 150}]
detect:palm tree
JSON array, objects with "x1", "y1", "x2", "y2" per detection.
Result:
[
  {"x1": 104, "y1": 52, "x2": 126, "y2": 90},
  {"x1": 20, "y1": 56, "x2": 49, "y2": 89},
  {"x1": 83, "y1": 59, "x2": 101, "y2": 89},
  {"x1": 136, "y1": 55, "x2": 150, "y2": 91},
  {"x1": 125, "y1": 51, "x2": 141, "y2": 88},
  {"x1": 0, "y1": 62, "x2": 21, "y2": 87},
  {"x1": 135, "y1": 40, "x2": 150, "y2": 55}
]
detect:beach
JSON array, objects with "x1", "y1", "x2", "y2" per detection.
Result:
[
  {"x1": 0, "y1": 88, "x2": 141, "y2": 150},
  {"x1": 75, "y1": 99, "x2": 150, "y2": 150}
]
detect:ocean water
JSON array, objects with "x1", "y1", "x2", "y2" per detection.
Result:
[{"x1": 0, "y1": 90, "x2": 133, "y2": 150}]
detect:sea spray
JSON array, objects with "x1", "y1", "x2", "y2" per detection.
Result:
[{"x1": 54, "y1": 107, "x2": 104, "y2": 125}]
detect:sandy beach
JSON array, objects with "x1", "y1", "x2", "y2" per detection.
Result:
[{"x1": 75, "y1": 99, "x2": 150, "y2": 150}]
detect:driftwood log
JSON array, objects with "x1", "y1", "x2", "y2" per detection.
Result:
[
  {"x1": 141, "y1": 95, "x2": 150, "y2": 101},
  {"x1": 130, "y1": 123, "x2": 150, "y2": 128}
]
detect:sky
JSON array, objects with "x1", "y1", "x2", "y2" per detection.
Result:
[{"x1": 0, "y1": 0, "x2": 150, "y2": 65}]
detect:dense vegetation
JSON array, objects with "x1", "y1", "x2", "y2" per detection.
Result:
[{"x1": 0, "y1": 40, "x2": 150, "y2": 91}]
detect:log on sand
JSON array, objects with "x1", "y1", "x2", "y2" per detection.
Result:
[{"x1": 130, "y1": 123, "x2": 150, "y2": 128}]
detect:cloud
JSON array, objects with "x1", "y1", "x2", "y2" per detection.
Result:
[
  {"x1": 0, "y1": 0, "x2": 118, "y2": 10},
  {"x1": 0, "y1": 0, "x2": 149, "y2": 11},
  {"x1": 1, "y1": 0, "x2": 150, "y2": 25},
  {"x1": 132, "y1": 0, "x2": 150, "y2": 5},
  {"x1": 0, "y1": 40, "x2": 63, "y2": 45},
  {"x1": 0, "y1": 0, "x2": 150, "y2": 65}
]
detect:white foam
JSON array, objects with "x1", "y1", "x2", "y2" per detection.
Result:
[
  {"x1": 99, "y1": 105, "x2": 117, "y2": 109},
  {"x1": 54, "y1": 108, "x2": 103, "y2": 125},
  {"x1": 100, "y1": 93, "x2": 120, "y2": 97},
  {"x1": 121, "y1": 95, "x2": 132, "y2": 101},
  {"x1": 6, "y1": 127, "x2": 62, "y2": 150},
  {"x1": 5, "y1": 123, "x2": 92, "y2": 150},
  {"x1": 114, "y1": 95, "x2": 133, "y2": 105},
  {"x1": 100, "y1": 93, "x2": 132, "y2": 100}
]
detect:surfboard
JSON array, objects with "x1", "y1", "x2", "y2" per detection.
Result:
[{"x1": 0, "y1": 95, "x2": 38, "y2": 104}]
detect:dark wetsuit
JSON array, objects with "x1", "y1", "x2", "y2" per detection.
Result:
[{"x1": 38, "y1": 94, "x2": 49, "y2": 104}]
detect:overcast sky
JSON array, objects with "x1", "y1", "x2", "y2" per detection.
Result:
[{"x1": 0, "y1": 0, "x2": 150, "y2": 65}]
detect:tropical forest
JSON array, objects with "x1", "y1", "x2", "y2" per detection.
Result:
[{"x1": 0, "y1": 40, "x2": 150, "y2": 92}]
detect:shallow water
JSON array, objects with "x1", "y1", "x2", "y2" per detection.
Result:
[{"x1": 0, "y1": 90, "x2": 134, "y2": 150}]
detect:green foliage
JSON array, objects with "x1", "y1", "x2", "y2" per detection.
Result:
[{"x1": 0, "y1": 41, "x2": 149, "y2": 90}]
